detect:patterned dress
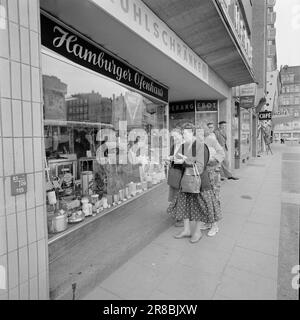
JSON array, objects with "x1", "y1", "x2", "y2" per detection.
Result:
[{"x1": 167, "y1": 146, "x2": 222, "y2": 224}]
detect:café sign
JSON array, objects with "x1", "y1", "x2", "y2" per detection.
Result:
[
  {"x1": 258, "y1": 111, "x2": 272, "y2": 121},
  {"x1": 41, "y1": 13, "x2": 168, "y2": 103}
]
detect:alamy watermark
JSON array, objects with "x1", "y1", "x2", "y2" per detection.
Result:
[
  {"x1": 0, "y1": 265, "x2": 6, "y2": 290},
  {"x1": 0, "y1": 5, "x2": 6, "y2": 30},
  {"x1": 292, "y1": 4, "x2": 300, "y2": 30},
  {"x1": 291, "y1": 265, "x2": 300, "y2": 290},
  {"x1": 95, "y1": 121, "x2": 205, "y2": 165}
]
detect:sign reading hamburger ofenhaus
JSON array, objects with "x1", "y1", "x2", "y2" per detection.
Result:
[{"x1": 41, "y1": 13, "x2": 168, "y2": 103}]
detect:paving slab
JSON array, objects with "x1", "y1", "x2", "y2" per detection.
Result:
[
  {"x1": 215, "y1": 266, "x2": 277, "y2": 300},
  {"x1": 83, "y1": 287, "x2": 122, "y2": 300},
  {"x1": 178, "y1": 246, "x2": 231, "y2": 275},
  {"x1": 227, "y1": 246, "x2": 278, "y2": 280},
  {"x1": 155, "y1": 264, "x2": 221, "y2": 300},
  {"x1": 81, "y1": 145, "x2": 299, "y2": 300},
  {"x1": 100, "y1": 261, "x2": 165, "y2": 300},
  {"x1": 236, "y1": 232, "x2": 279, "y2": 257}
]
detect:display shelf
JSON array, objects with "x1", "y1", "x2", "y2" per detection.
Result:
[{"x1": 48, "y1": 179, "x2": 166, "y2": 244}]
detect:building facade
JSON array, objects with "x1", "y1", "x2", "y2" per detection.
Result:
[
  {"x1": 0, "y1": 0, "x2": 255, "y2": 300},
  {"x1": 273, "y1": 65, "x2": 300, "y2": 141}
]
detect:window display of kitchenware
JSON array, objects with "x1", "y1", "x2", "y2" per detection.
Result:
[
  {"x1": 119, "y1": 189, "x2": 125, "y2": 201},
  {"x1": 102, "y1": 197, "x2": 108, "y2": 209},
  {"x1": 113, "y1": 193, "x2": 119, "y2": 205},
  {"x1": 142, "y1": 181, "x2": 148, "y2": 191},
  {"x1": 81, "y1": 197, "x2": 92, "y2": 217},
  {"x1": 81, "y1": 171, "x2": 93, "y2": 196},
  {"x1": 60, "y1": 168, "x2": 74, "y2": 197},
  {"x1": 47, "y1": 189, "x2": 57, "y2": 205},
  {"x1": 125, "y1": 187, "x2": 130, "y2": 199},
  {"x1": 51, "y1": 209, "x2": 68, "y2": 233},
  {"x1": 128, "y1": 182, "x2": 136, "y2": 196},
  {"x1": 61, "y1": 198, "x2": 81, "y2": 214},
  {"x1": 68, "y1": 210, "x2": 85, "y2": 223},
  {"x1": 146, "y1": 175, "x2": 153, "y2": 188},
  {"x1": 136, "y1": 183, "x2": 142, "y2": 194},
  {"x1": 106, "y1": 195, "x2": 113, "y2": 207},
  {"x1": 91, "y1": 194, "x2": 99, "y2": 214}
]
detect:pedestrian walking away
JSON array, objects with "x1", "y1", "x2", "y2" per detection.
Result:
[{"x1": 214, "y1": 121, "x2": 239, "y2": 180}]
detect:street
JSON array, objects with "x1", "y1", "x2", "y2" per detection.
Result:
[{"x1": 83, "y1": 144, "x2": 299, "y2": 300}]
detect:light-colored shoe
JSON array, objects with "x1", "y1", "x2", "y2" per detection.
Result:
[
  {"x1": 207, "y1": 225, "x2": 219, "y2": 237},
  {"x1": 199, "y1": 222, "x2": 211, "y2": 230},
  {"x1": 189, "y1": 232, "x2": 203, "y2": 243},
  {"x1": 174, "y1": 231, "x2": 191, "y2": 239}
]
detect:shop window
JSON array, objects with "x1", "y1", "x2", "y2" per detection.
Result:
[
  {"x1": 240, "y1": 109, "x2": 251, "y2": 157},
  {"x1": 42, "y1": 49, "x2": 167, "y2": 237}
]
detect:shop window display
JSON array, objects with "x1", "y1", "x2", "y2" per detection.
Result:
[
  {"x1": 240, "y1": 108, "x2": 251, "y2": 158},
  {"x1": 42, "y1": 49, "x2": 167, "y2": 237}
]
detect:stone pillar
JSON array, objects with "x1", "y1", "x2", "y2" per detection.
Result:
[{"x1": 0, "y1": 0, "x2": 49, "y2": 300}]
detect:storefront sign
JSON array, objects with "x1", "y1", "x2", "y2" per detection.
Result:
[
  {"x1": 195, "y1": 100, "x2": 218, "y2": 112},
  {"x1": 240, "y1": 95, "x2": 255, "y2": 109},
  {"x1": 11, "y1": 174, "x2": 27, "y2": 196},
  {"x1": 169, "y1": 100, "x2": 195, "y2": 113},
  {"x1": 41, "y1": 13, "x2": 168, "y2": 103},
  {"x1": 239, "y1": 83, "x2": 256, "y2": 96},
  {"x1": 93, "y1": 0, "x2": 209, "y2": 84},
  {"x1": 259, "y1": 111, "x2": 272, "y2": 121}
]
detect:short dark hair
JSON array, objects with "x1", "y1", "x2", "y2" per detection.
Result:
[
  {"x1": 207, "y1": 122, "x2": 214, "y2": 127},
  {"x1": 219, "y1": 121, "x2": 226, "y2": 125}
]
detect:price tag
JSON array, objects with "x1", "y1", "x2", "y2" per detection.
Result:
[{"x1": 11, "y1": 174, "x2": 27, "y2": 196}]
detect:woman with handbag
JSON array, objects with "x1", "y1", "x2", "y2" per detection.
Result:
[{"x1": 167, "y1": 123, "x2": 210, "y2": 243}]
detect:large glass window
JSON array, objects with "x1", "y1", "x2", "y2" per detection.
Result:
[
  {"x1": 42, "y1": 49, "x2": 167, "y2": 236},
  {"x1": 240, "y1": 108, "x2": 251, "y2": 157}
]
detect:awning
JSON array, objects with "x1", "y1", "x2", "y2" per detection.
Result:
[
  {"x1": 142, "y1": 0, "x2": 256, "y2": 87},
  {"x1": 255, "y1": 97, "x2": 267, "y2": 114}
]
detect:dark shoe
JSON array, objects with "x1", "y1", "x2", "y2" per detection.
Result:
[
  {"x1": 175, "y1": 220, "x2": 184, "y2": 227},
  {"x1": 221, "y1": 177, "x2": 225, "y2": 181},
  {"x1": 228, "y1": 176, "x2": 239, "y2": 180}
]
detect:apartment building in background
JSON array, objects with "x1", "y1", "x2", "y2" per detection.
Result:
[{"x1": 273, "y1": 65, "x2": 300, "y2": 141}]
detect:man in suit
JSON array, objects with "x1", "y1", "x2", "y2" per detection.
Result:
[{"x1": 214, "y1": 121, "x2": 239, "y2": 180}]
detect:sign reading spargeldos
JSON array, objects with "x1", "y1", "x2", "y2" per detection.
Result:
[{"x1": 40, "y1": 13, "x2": 168, "y2": 103}]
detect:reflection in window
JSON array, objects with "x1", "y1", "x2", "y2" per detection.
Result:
[
  {"x1": 42, "y1": 48, "x2": 167, "y2": 225},
  {"x1": 240, "y1": 109, "x2": 251, "y2": 157}
]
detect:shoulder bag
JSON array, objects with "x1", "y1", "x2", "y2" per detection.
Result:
[
  {"x1": 167, "y1": 165, "x2": 183, "y2": 189},
  {"x1": 180, "y1": 164, "x2": 201, "y2": 193}
]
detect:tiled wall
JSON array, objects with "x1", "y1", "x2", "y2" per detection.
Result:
[{"x1": 0, "y1": 0, "x2": 49, "y2": 300}]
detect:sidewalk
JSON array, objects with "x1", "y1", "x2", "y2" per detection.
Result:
[{"x1": 82, "y1": 144, "x2": 299, "y2": 300}]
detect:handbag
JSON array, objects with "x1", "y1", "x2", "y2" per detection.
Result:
[
  {"x1": 167, "y1": 166, "x2": 183, "y2": 189},
  {"x1": 180, "y1": 164, "x2": 201, "y2": 193}
]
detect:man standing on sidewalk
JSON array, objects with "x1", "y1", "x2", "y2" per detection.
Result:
[{"x1": 214, "y1": 121, "x2": 239, "y2": 181}]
